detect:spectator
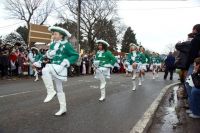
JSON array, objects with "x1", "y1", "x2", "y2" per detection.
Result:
[
  {"x1": 164, "y1": 52, "x2": 175, "y2": 80},
  {"x1": 187, "y1": 24, "x2": 200, "y2": 76},
  {"x1": 22, "y1": 51, "x2": 29, "y2": 76},
  {"x1": 17, "y1": 51, "x2": 24, "y2": 76},
  {"x1": 28, "y1": 49, "x2": 35, "y2": 76},
  {"x1": 113, "y1": 57, "x2": 120, "y2": 73},
  {"x1": 175, "y1": 33, "x2": 194, "y2": 82},
  {"x1": 185, "y1": 57, "x2": 200, "y2": 118},
  {"x1": 0, "y1": 50, "x2": 9, "y2": 79},
  {"x1": 9, "y1": 49, "x2": 17, "y2": 76}
]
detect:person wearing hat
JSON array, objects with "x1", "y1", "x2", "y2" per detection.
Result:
[
  {"x1": 42, "y1": 26, "x2": 79, "y2": 116},
  {"x1": 155, "y1": 53, "x2": 162, "y2": 77},
  {"x1": 125, "y1": 43, "x2": 146, "y2": 89},
  {"x1": 132, "y1": 45, "x2": 145, "y2": 86},
  {"x1": 125, "y1": 43, "x2": 139, "y2": 80},
  {"x1": 138, "y1": 46, "x2": 147, "y2": 82},
  {"x1": 150, "y1": 52, "x2": 160, "y2": 79},
  {"x1": 31, "y1": 47, "x2": 43, "y2": 81},
  {"x1": 93, "y1": 39, "x2": 117, "y2": 101}
]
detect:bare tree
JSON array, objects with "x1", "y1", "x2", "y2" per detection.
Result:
[
  {"x1": 5, "y1": 0, "x2": 55, "y2": 43},
  {"x1": 59, "y1": 0, "x2": 117, "y2": 51},
  {"x1": 32, "y1": 0, "x2": 55, "y2": 25},
  {"x1": 166, "y1": 43, "x2": 175, "y2": 53}
]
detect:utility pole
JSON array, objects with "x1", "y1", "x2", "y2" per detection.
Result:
[{"x1": 77, "y1": 0, "x2": 81, "y2": 53}]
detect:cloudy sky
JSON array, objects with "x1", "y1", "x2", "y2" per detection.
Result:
[
  {"x1": 117, "y1": 0, "x2": 200, "y2": 53},
  {"x1": 0, "y1": 0, "x2": 200, "y2": 53}
]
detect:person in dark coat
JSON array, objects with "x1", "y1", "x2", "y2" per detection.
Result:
[
  {"x1": 164, "y1": 52, "x2": 175, "y2": 80},
  {"x1": 0, "y1": 50, "x2": 10, "y2": 79},
  {"x1": 187, "y1": 24, "x2": 200, "y2": 76},
  {"x1": 175, "y1": 33, "x2": 194, "y2": 82}
]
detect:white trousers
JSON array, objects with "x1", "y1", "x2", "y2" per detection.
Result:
[{"x1": 42, "y1": 66, "x2": 64, "y2": 93}]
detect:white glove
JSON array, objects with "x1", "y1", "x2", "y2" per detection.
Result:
[
  {"x1": 49, "y1": 50, "x2": 56, "y2": 56},
  {"x1": 46, "y1": 50, "x2": 56, "y2": 59},
  {"x1": 93, "y1": 60, "x2": 100, "y2": 67},
  {"x1": 186, "y1": 75, "x2": 194, "y2": 87}
]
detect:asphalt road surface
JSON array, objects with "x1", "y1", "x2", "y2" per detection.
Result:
[{"x1": 0, "y1": 73, "x2": 177, "y2": 133}]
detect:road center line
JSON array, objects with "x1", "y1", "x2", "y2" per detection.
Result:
[{"x1": 0, "y1": 90, "x2": 42, "y2": 98}]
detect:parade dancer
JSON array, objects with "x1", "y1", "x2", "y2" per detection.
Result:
[
  {"x1": 155, "y1": 53, "x2": 162, "y2": 78},
  {"x1": 150, "y1": 52, "x2": 157, "y2": 79},
  {"x1": 93, "y1": 40, "x2": 116, "y2": 101},
  {"x1": 125, "y1": 43, "x2": 142, "y2": 90},
  {"x1": 31, "y1": 47, "x2": 43, "y2": 81},
  {"x1": 125, "y1": 43, "x2": 138, "y2": 80},
  {"x1": 42, "y1": 26, "x2": 79, "y2": 116},
  {"x1": 150, "y1": 52, "x2": 161, "y2": 79},
  {"x1": 138, "y1": 46, "x2": 147, "y2": 82}
]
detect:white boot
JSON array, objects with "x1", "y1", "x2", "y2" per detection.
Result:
[
  {"x1": 132, "y1": 70, "x2": 136, "y2": 79},
  {"x1": 55, "y1": 93, "x2": 67, "y2": 116},
  {"x1": 153, "y1": 73, "x2": 155, "y2": 79},
  {"x1": 34, "y1": 73, "x2": 39, "y2": 82},
  {"x1": 99, "y1": 74, "x2": 106, "y2": 89},
  {"x1": 33, "y1": 69, "x2": 37, "y2": 76},
  {"x1": 132, "y1": 74, "x2": 136, "y2": 80},
  {"x1": 138, "y1": 78, "x2": 142, "y2": 86},
  {"x1": 99, "y1": 88, "x2": 106, "y2": 101},
  {"x1": 141, "y1": 75, "x2": 144, "y2": 82},
  {"x1": 126, "y1": 71, "x2": 128, "y2": 76},
  {"x1": 42, "y1": 76, "x2": 56, "y2": 103},
  {"x1": 100, "y1": 81, "x2": 106, "y2": 89},
  {"x1": 132, "y1": 80, "x2": 136, "y2": 91},
  {"x1": 156, "y1": 73, "x2": 159, "y2": 78},
  {"x1": 34, "y1": 69, "x2": 39, "y2": 81}
]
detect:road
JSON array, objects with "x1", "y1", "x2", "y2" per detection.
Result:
[{"x1": 0, "y1": 73, "x2": 177, "y2": 133}]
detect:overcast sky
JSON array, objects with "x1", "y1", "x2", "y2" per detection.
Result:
[{"x1": 0, "y1": 0, "x2": 200, "y2": 53}]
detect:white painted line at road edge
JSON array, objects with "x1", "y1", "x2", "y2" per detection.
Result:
[
  {"x1": 130, "y1": 82, "x2": 180, "y2": 133},
  {"x1": 0, "y1": 90, "x2": 42, "y2": 98}
]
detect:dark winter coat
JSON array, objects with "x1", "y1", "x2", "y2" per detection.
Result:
[
  {"x1": 188, "y1": 33, "x2": 200, "y2": 65},
  {"x1": 175, "y1": 41, "x2": 191, "y2": 70}
]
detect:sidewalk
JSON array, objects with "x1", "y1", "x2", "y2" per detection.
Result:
[{"x1": 148, "y1": 85, "x2": 200, "y2": 133}]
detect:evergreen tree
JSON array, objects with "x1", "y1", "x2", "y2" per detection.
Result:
[
  {"x1": 94, "y1": 19, "x2": 117, "y2": 51},
  {"x1": 121, "y1": 27, "x2": 137, "y2": 53}
]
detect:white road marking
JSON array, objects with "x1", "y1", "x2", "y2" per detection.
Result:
[
  {"x1": 90, "y1": 85, "x2": 99, "y2": 89},
  {"x1": 0, "y1": 90, "x2": 42, "y2": 98}
]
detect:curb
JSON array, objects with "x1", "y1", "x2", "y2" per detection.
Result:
[{"x1": 130, "y1": 82, "x2": 180, "y2": 133}]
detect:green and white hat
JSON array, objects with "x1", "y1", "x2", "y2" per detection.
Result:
[
  {"x1": 129, "y1": 43, "x2": 138, "y2": 48},
  {"x1": 48, "y1": 26, "x2": 71, "y2": 38},
  {"x1": 31, "y1": 47, "x2": 39, "y2": 52},
  {"x1": 96, "y1": 39, "x2": 110, "y2": 47}
]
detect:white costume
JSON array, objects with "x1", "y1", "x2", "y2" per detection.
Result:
[
  {"x1": 42, "y1": 26, "x2": 79, "y2": 116},
  {"x1": 94, "y1": 40, "x2": 117, "y2": 101}
]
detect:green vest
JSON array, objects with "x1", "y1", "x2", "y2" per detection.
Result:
[
  {"x1": 137, "y1": 52, "x2": 146, "y2": 64},
  {"x1": 95, "y1": 50, "x2": 117, "y2": 67},
  {"x1": 127, "y1": 51, "x2": 144, "y2": 64},
  {"x1": 150, "y1": 56, "x2": 157, "y2": 64},
  {"x1": 49, "y1": 41, "x2": 79, "y2": 65},
  {"x1": 127, "y1": 51, "x2": 137, "y2": 64},
  {"x1": 155, "y1": 56, "x2": 161, "y2": 63}
]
